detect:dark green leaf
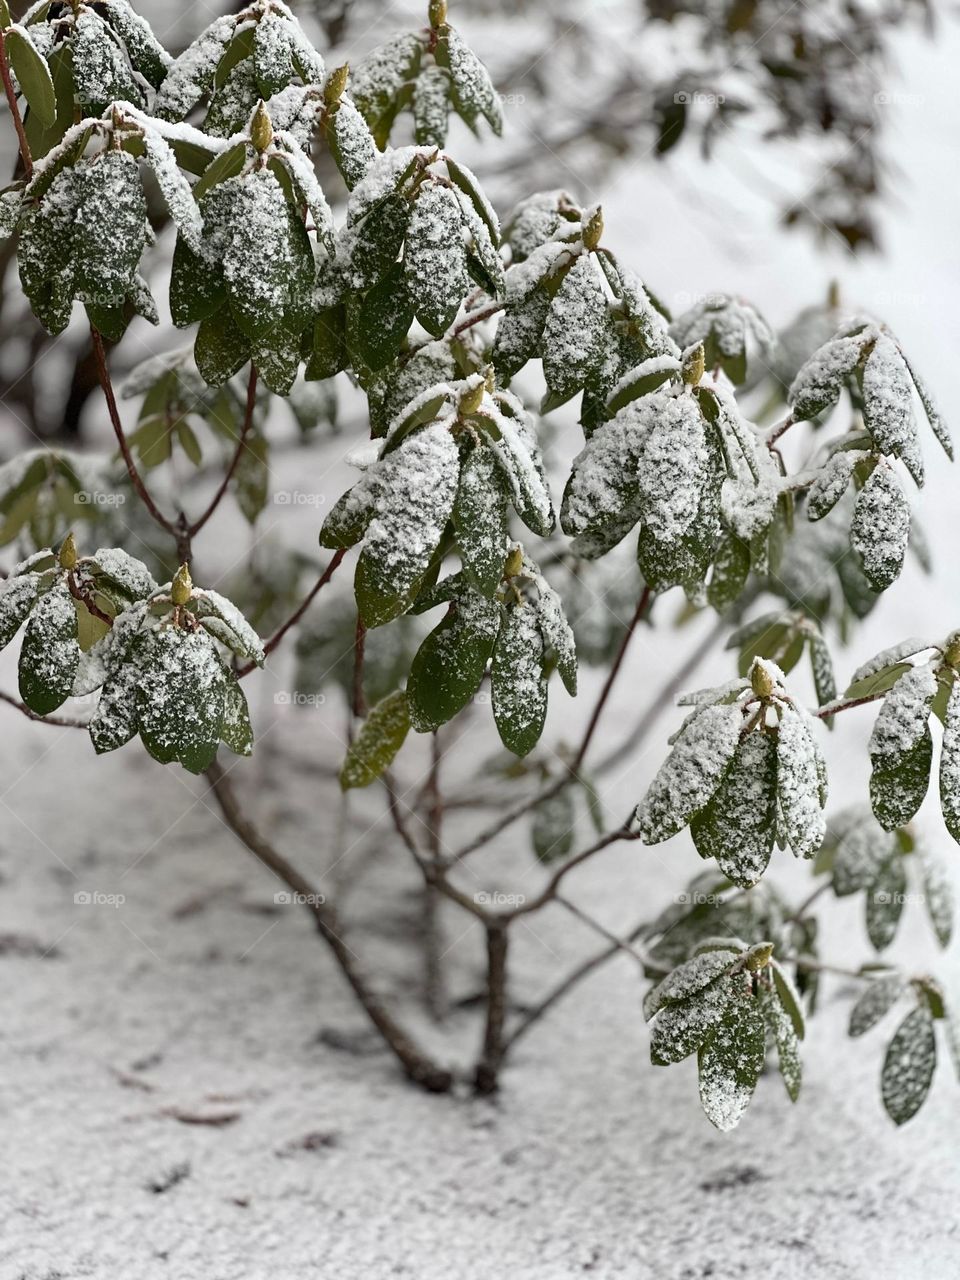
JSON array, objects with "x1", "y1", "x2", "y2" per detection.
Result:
[
  {"x1": 881, "y1": 1006, "x2": 936, "y2": 1125},
  {"x1": 340, "y1": 689, "x2": 410, "y2": 789}
]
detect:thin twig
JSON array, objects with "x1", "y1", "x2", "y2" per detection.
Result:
[
  {"x1": 474, "y1": 922, "x2": 508, "y2": 1094},
  {"x1": 0, "y1": 690, "x2": 87, "y2": 728},
  {"x1": 505, "y1": 821, "x2": 638, "y2": 918},
  {"x1": 237, "y1": 548, "x2": 347, "y2": 678},
  {"x1": 422, "y1": 732, "x2": 447, "y2": 1020},
  {"x1": 815, "y1": 691, "x2": 888, "y2": 719},
  {"x1": 188, "y1": 364, "x2": 258, "y2": 538},
  {"x1": 206, "y1": 760, "x2": 453, "y2": 1093},
  {"x1": 0, "y1": 30, "x2": 33, "y2": 180},
  {"x1": 91, "y1": 327, "x2": 178, "y2": 539},
  {"x1": 554, "y1": 894, "x2": 649, "y2": 968},
  {"x1": 352, "y1": 614, "x2": 367, "y2": 719}
]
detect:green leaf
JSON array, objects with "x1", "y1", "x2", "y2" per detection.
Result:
[
  {"x1": 452, "y1": 447, "x2": 510, "y2": 596},
  {"x1": 170, "y1": 234, "x2": 226, "y2": 326},
  {"x1": 89, "y1": 640, "x2": 147, "y2": 755},
  {"x1": 707, "y1": 531, "x2": 750, "y2": 611},
  {"x1": 881, "y1": 1006, "x2": 937, "y2": 1125},
  {"x1": 347, "y1": 192, "x2": 409, "y2": 293},
  {"x1": 137, "y1": 629, "x2": 227, "y2": 773},
  {"x1": 849, "y1": 974, "x2": 906, "y2": 1037},
  {"x1": 531, "y1": 786, "x2": 576, "y2": 864},
  {"x1": 759, "y1": 985, "x2": 802, "y2": 1102},
  {"x1": 405, "y1": 183, "x2": 468, "y2": 336},
  {"x1": 232, "y1": 431, "x2": 269, "y2": 525},
  {"x1": 690, "y1": 730, "x2": 777, "y2": 888},
  {"x1": 843, "y1": 661, "x2": 913, "y2": 703},
  {"x1": 407, "y1": 591, "x2": 499, "y2": 732},
  {"x1": 491, "y1": 601, "x2": 547, "y2": 757},
  {"x1": 939, "y1": 680, "x2": 960, "y2": 845},
  {"x1": 697, "y1": 991, "x2": 766, "y2": 1131},
  {"x1": 771, "y1": 961, "x2": 805, "y2": 1040},
  {"x1": 18, "y1": 580, "x2": 80, "y2": 715},
  {"x1": 340, "y1": 689, "x2": 411, "y2": 789},
  {"x1": 353, "y1": 262, "x2": 414, "y2": 372},
  {"x1": 221, "y1": 676, "x2": 254, "y2": 756},
  {"x1": 919, "y1": 848, "x2": 953, "y2": 947},
  {"x1": 809, "y1": 633, "x2": 837, "y2": 707},
  {"x1": 871, "y1": 728, "x2": 932, "y2": 832},
  {"x1": 6, "y1": 26, "x2": 56, "y2": 129},
  {"x1": 644, "y1": 949, "x2": 739, "y2": 1021},
  {"x1": 193, "y1": 140, "x2": 248, "y2": 200},
  {"x1": 195, "y1": 306, "x2": 250, "y2": 386},
  {"x1": 649, "y1": 974, "x2": 735, "y2": 1065},
  {"x1": 305, "y1": 305, "x2": 347, "y2": 381},
  {"x1": 866, "y1": 854, "x2": 908, "y2": 951},
  {"x1": 0, "y1": 571, "x2": 44, "y2": 650}
]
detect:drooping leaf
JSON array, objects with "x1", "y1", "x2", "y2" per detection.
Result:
[
  {"x1": 339, "y1": 689, "x2": 411, "y2": 789},
  {"x1": 881, "y1": 1006, "x2": 937, "y2": 1125}
]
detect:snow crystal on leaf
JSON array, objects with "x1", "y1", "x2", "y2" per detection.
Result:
[
  {"x1": 849, "y1": 639, "x2": 936, "y2": 687},
  {"x1": 851, "y1": 465, "x2": 910, "y2": 593},
  {"x1": 636, "y1": 701, "x2": 743, "y2": 844},
  {"x1": 645, "y1": 949, "x2": 738, "y2": 1020},
  {"x1": 940, "y1": 680, "x2": 960, "y2": 844},
  {"x1": 789, "y1": 332, "x2": 866, "y2": 420},
  {"x1": 541, "y1": 252, "x2": 607, "y2": 398},
  {"x1": 193, "y1": 589, "x2": 264, "y2": 666},
  {"x1": 140, "y1": 125, "x2": 203, "y2": 252},
  {"x1": 697, "y1": 993, "x2": 766, "y2": 1131},
  {"x1": 881, "y1": 1006, "x2": 937, "y2": 1125},
  {"x1": 650, "y1": 974, "x2": 736, "y2": 1065},
  {"x1": 807, "y1": 449, "x2": 860, "y2": 521},
  {"x1": 776, "y1": 704, "x2": 826, "y2": 859},
  {"x1": 154, "y1": 15, "x2": 237, "y2": 121},
  {"x1": 862, "y1": 335, "x2": 917, "y2": 464},
  {"x1": 635, "y1": 391, "x2": 709, "y2": 540},
  {"x1": 868, "y1": 660, "x2": 937, "y2": 768}
]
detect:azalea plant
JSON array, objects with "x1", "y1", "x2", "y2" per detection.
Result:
[{"x1": 0, "y1": 0, "x2": 956, "y2": 1129}]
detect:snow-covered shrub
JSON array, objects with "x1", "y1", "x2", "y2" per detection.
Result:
[{"x1": 0, "y1": 0, "x2": 955, "y2": 1131}]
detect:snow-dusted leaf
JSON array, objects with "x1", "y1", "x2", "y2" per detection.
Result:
[
  {"x1": 861, "y1": 335, "x2": 918, "y2": 466},
  {"x1": 404, "y1": 183, "x2": 469, "y2": 336},
  {"x1": 901, "y1": 352, "x2": 952, "y2": 460},
  {"x1": 413, "y1": 63, "x2": 450, "y2": 146},
  {"x1": 649, "y1": 974, "x2": 736, "y2": 1065},
  {"x1": 137, "y1": 628, "x2": 227, "y2": 773},
  {"x1": 340, "y1": 689, "x2": 411, "y2": 789},
  {"x1": 355, "y1": 423, "x2": 459, "y2": 627},
  {"x1": 807, "y1": 449, "x2": 859, "y2": 521},
  {"x1": 644, "y1": 949, "x2": 739, "y2": 1022},
  {"x1": 560, "y1": 409, "x2": 644, "y2": 556},
  {"x1": 939, "y1": 679, "x2": 960, "y2": 846},
  {"x1": 481, "y1": 401, "x2": 554, "y2": 537},
  {"x1": 154, "y1": 14, "x2": 237, "y2": 121},
  {"x1": 849, "y1": 974, "x2": 907, "y2": 1037},
  {"x1": 868, "y1": 661, "x2": 937, "y2": 830},
  {"x1": 771, "y1": 962, "x2": 805, "y2": 1040},
  {"x1": 140, "y1": 127, "x2": 202, "y2": 252},
  {"x1": 881, "y1": 1006, "x2": 937, "y2": 1125},
  {"x1": 190, "y1": 589, "x2": 265, "y2": 666},
  {"x1": 850, "y1": 465, "x2": 910, "y2": 594},
  {"x1": 407, "y1": 588, "x2": 499, "y2": 731},
  {"x1": 325, "y1": 97, "x2": 377, "y2": 190},
  {"x1": 697, "y1": 992, "x2": 766, "y2": 1131},
  {"x1": 541, "y1": 253, "x2": 608, "y2": 404},
  {"x1": 440, "y1": 25, "x2": 502, "y2": 135},
  {"x1": 759, "y1": 985, "x2": 802, "y2": 1101},
  {"x1": 531, "y1": 569, "x2": 577, "y2": 697},
  {"x1": 453, "y1": 447, "x2": 510, "y2": 596},
  {"x1": 221, "y1": 677, "x2": 253, "y2": 757},
  {"x1": 5, "y1": 25, "x2": 55, "y2": 128},
  {"x1": 491, "y1": 600, "x2": 547, "y2": 757},
  {"x1": 847, "y1": 639, "x2": 936, "y2": 693},
  {"x1": 636, "y1": 702, "x2": 743, "y2": 844},
  {"x1": 789, "y1": 333, "x2": 864, "y2": 421},
  {"x1": 832, "y1": 820, "x2": 892, "y2": 896},
  {"x1": 809, "y1": 633, "x2": 836, "y2": 707},
  {"x1": 691, "y1": 730, "x2": 778, "y2": 888},
  {"x1": 635, "y1": 391, "x2": 709, "y2": 541},
  {"x1": 0, "y1": 570, "x2": 44, "y2": 651},
  {"x1": 89, "y1": 646, "x2": 145, "y2": 755},
  {"x1": 866, "y1": 854, "x2": 908, "y2": 951},
  {"x1": 918, "y1": 848, "x2": 953, "y2": 947},
  {"x1": 18, "y1": 581, "x2": 80, "y2": 715},
  {"x1": 776, "y1": 704, "x2": 826, "y2": 859}
]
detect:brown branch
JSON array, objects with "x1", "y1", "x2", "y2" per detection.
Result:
[
  {"x1": 0, "y1": 690, "x2": 87, "y2": 728},
  {"x1": 206, "y1": 759, "x2": 453, "y2": 1093},
  {"x1": 815, "y1": 691, "x2": 888, "y2": 719},
  {"x1": 448, "y1": 301, "x2": 505, "y2": 339},
  {"x1": 352, "y1": 613, "x2": 367, "y2": 719},
  {"x1": 188, "y1": 364, "x2": 258, "y2": 537},
  {"x1": 0, "y1": 29, "x2": 33, "y2": 181},
  {"x1": 474, "y1": 922, "x2": 508, "y2": 1094},
  {"x1": 91, "y1": 327, "x2": 178, "y2": 539},
  {"x1": 505, "y1": 820, "x2": 638, "y2": 918},
  {"x1": 237, "y1": 548, "x2": 347, "y2": 677},
  {"x1": 421, "y1": 732, "x2": 447, "y2": 1020},
  {"x1": 570, "y1": 585, "x2": 653, "y2": 775}
]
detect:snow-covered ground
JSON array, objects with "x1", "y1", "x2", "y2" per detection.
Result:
[{"x1": 2, "y1": 6, "x2": 960, "y2": 1279}]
